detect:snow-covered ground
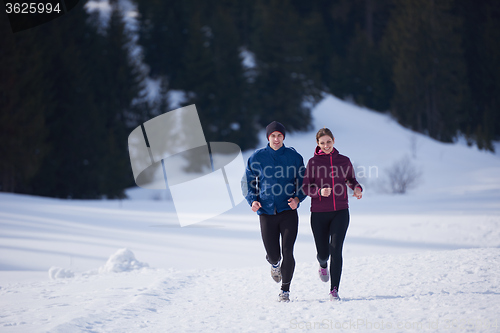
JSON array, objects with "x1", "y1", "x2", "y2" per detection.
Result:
[{"x1": 1, "y1": 95, "x2": 500, "y2": 332}]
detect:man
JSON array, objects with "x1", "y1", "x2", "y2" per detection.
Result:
[{"x1": 244, "y1": 121, "x2": 306, "y2": 302}]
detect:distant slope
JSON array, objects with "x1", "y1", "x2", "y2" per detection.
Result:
[{"x1": 280, "y1": 95, "x2": 500, "y2": 212}]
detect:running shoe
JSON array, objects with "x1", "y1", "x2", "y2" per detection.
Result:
[
  {"x1": 318, "y1": 265, "x2": 329, "y2": 282},
  {"x1": 271, "y1": 263, "x2": 281, "y2": 283},
  {"x1": 278, "y1": 290, "x2": 290, "y2": 302},
  {"x1": 329, "y1": 287, "x2": 340, "y2": 301}
]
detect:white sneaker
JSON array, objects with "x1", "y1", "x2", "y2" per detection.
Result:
[
  {"x1": 329, "y1": 287, "x2": 340, "y2": 301},
  {"x1": 278, "y1": 290, "x2": 290, "y2": 302},
  {"x1": 318, "y1": 265, "x2": 329, "y2": 282},
  {"x1": 271, "y1": 263, "x2": 281, "y2": 283}
]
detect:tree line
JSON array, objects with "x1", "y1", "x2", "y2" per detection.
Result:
[{"x1": 1, "y1": 0, "x2": 498, "y2": 198}]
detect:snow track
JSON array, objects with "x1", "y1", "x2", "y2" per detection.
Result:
[{"x1": 1, "y1": 248, "x2": 499, "y2": 332}]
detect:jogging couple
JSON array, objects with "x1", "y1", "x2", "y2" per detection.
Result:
[{"x1": 244, "y1": 121, "x2": 363, "y2": 302}]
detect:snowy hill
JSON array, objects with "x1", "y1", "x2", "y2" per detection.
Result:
[{"x1": 1, "y1": 94, "x2": 499, "y2": 332}]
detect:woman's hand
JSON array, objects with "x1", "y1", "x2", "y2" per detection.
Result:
[
  {"x1": 320, "y1": 188, "x2": 332, "y2": 197},
  {"x1": 353, "y1": 187, "x2": 362, "y2": 199}
]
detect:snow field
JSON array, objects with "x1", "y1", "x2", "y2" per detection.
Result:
[
  {"x1": 1, "y1": 94, "x2": 500, "y2": 332},
  {"x1": 1, "y1": 248, "x2": 499, "y2": 332}
]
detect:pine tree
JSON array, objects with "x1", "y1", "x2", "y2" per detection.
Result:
[
  {"x1": 181, "y1": 1, "x2": 258, "y2": 150},
  {"x1": 385, "y1": 0, "x2": 468, "y2": 142},
  {"x1": 250, "y1": 0, "x2": 321, "y2": 132},
  {"x1": 91, "y1": 0, "x2": 147, "y2": 198},
  {"x1": 458, "y1": 0, "x2": 500, "y2": 150},
  {"x1": 28, "y1": 6, "x2": 103, "y2": 198},
  {"x1": 344, "y1": 27, "x2": 393, "y2": 111},
  {"x1": 27, "y1": 1, "x2": 146, "y2": 198},
  {"x1": 136, "y1": 0, "x2": 188, "y2": 84},
  {"x1": 0, "y1": 14, "x2": 51, "y2": 192}
]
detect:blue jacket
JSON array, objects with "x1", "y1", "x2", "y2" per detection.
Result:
[{"x1": 244, "y1": 144, "x2": 307, "y2": 215}]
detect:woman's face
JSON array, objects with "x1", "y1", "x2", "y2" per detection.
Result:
[{"x1": 317, "y1": 135, "x2": 334, "y2": 154}]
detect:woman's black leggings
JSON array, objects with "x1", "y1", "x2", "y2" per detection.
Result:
[
  {"x1": 259, "y1": 209, "x2": 298, "y2": 292},
  {"x1": 311, "y1": 209, "x2": 350, "y2": 291}
]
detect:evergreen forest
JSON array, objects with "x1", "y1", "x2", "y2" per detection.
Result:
[{"x1": 1, "y1": 0, "x2": 499, "y2": 198}]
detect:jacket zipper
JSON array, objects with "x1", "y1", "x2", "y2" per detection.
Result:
[{"x1": 330, "y1": 154, "x2": 336, "y2": 211}]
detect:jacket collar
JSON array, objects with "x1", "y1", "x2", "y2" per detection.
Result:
[
  {"x1": 314, "y1": 146, "x2": 338, "y2": 157},
  {"x1": 266, "y1": 143, "x2": 286, "y2": 155}
]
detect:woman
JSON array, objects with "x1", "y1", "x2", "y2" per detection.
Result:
[{"x1": 302, "y1": 128, "x2": 362, "y2": 301}]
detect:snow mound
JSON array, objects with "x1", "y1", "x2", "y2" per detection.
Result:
[
  {"x1": 48, "y1": 267, "x2": 75, "y2": 280},
  {"x1": 99, "y1": 248, "x2": 149, "y2": 274}
]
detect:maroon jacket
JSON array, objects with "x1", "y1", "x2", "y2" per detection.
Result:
[{"x1": 302, "y1": 146, "x2": 362, "y2": 212}]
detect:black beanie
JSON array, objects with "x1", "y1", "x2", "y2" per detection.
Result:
[{"x1": 266, "y1": 121, "x2": 286, "y2": 140}]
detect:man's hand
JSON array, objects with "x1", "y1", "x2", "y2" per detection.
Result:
[
  {"x1": 251, "y1": 201, "x2": 262, "y2": 212},
  {"x1": 288, "y1": 197, "x2": 299, "y2": 210}
]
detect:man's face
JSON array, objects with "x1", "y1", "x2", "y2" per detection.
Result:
[{"x1": 269, "y1": 131, "x2": 284, "y2": 150}]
